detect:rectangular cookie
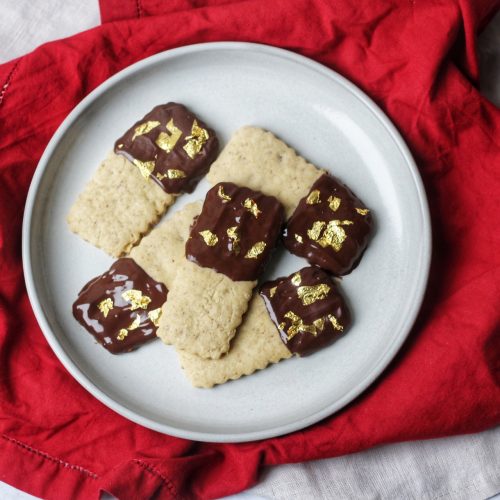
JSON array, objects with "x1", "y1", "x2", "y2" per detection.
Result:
[
  {"x1": 177, "y1": 294, "x2": 292, "y2": 388},
  {"x1": 157, "y1": 182, "x2": 285, "y2": 359},
  {"x1": 67, "y1": 151, "x2": 175, "y2": 257},
  {"x1": 206, "y1": 126, "x2": 324, "y2": 217},
  {"x1": 157, "y1": 261, "x2": 255, "y2": 359},
  {"x1": 68, "y1": 103, "x2": 218, "y2": 257}
]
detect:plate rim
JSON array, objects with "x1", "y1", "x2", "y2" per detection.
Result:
[{"x1": 22, "y1": 41, "x2": 432, "y2": 443}]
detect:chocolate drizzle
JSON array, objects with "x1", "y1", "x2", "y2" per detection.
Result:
[
  {"x1": 73, "y1": 258, "x2": 168, "y2": 354},
  {"x1": 186, "y1": 182, "x2": 285, "y2": 281},
  {"x1": 283, "y1": 173, "x2": 372, "y2": 275},
  {"x1": 260, "y1": 267, "x2": 351, "y2": 356},
  {"x1": 114, "y1": 102, "x2": 219, "y2": 194}
]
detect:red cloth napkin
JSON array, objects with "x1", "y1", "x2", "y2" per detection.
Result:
[{"x1": 1, "y1": 1, "x2": 500, "y2": 498}]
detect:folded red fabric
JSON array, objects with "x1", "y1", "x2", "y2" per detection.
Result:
[{"x1": 1, "y1": 1, "x2": 499, "y2": 499}]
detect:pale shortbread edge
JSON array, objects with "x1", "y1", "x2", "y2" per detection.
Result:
[
  {"x1": 130, "y1": 202, "x2": 202, "y2": 288},
  {"x1": 157, "y1": 260, "x2": 255, "y2": 359},
  {"x1": 177, "y1": 294, "x2": 292, "y2": 388},
  {"x1": 67, "y1": 151, "x2": 175, "y2": 257},
  {"x1": 207, "y1": 126, "x2": 324, "y2": 218}
]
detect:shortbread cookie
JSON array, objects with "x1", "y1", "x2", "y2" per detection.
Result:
[
  {"x1": 207, "y1": 126, "x2": 324, "y2": 217},
  {"x1": 130, "y1": 202, "x2": 202, "y2": 287},
  {"x1": 67, "y1": 152, "x2": 175, "y2": 257},
  {"x1": 158, "y1": 182, "x2": 285, "y2": 359},
  {"x1": 73, "y1": 258, "x2": 168, "y2": 354},
  {"x1": 115, "y1": 102, "x2": 219, "y2": 194},
  {"x1": 283, "y1": 174, "x2": 372, "y2": 275},
  {"x1": 177, "y1": 294, "x2": 292, "y2": 388},
  {"x1": 158, "y1": 261, "x2": 255, "y2": 359},
  {"x1": 260, "y1": 267, "x2": 351, "y2": 356}
]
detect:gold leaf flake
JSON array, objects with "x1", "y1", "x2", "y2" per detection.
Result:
[
  {"x1": 156, "y1": 172, "x2": 166, "y2": 180},
  {"x1": 244, "y1": 241, "x2": 266, "y2": 259},
  {"x1": 97, "y1": 298, "x2": 113, "y2": 318},
  {"x1": 306, "y1": 190, "x2": 321, "y2": 205},
  {"x1": 269, "y1": 286, "x2": 277, "y2": 298},
  {"x1": 313, "y1": 318, "x2": 325, "y2": 331},
  {"x1": 283, "y1": 311, "x2": 318, "y2": 340},
  {"x1": 132, "y1": 120, "x2": 161, "y2": 141},
  {"x1": 297, "y1": 284, "x2": 331, "y2": 306},
  {"x1": 291, "y1": 272, "x2": 302, "y2": 286},
  {"x1": 122, "y1": 289, "x2": 152, "y2": 310},
  {"x1": 307, "y1": 221, "x2": 326, "y2": 241},
  {"x1": 243, "y1": 198, "x2": 261, "y2": 218},
  {"x1": 133, "y1": 159, "x2": 155, "y2": 179},
  {"x1": 183, "y1": 120, "x2": 209, "y2": 159},
  {"x1": 307, "y1": 220, "x2": 353, "y2": 252},
  {"x1": 199, "y1": 230, "x2": 218, "y2": 246},
  {"x1": 217, "y1": 185, "x2": 232, "y2": 203},
  {"x1": 166, "y1": 169, "x2": 186, "y2": 179},
  {"x1": 356, "y1": 208, "x2": 370, "y2": 215},
  {"x1": 294, "y1": 234, "x2": 303, "y2": 244},
  {"x1": 328, "y1": 196, "x2": 341, "y2": 212},
  {"x1": 155, "y1": 118, "x2": 183, "y2": 153},
  {"x1": 278, "y1": 321, "x2": 286, "y2": 331},
  {"x1": 148, "y1": 308, "x2": 162, "y2": 327},
  {"x1": 328, "y1": 314, "x2": 344, "y2": 332},
  {"x1": 226, "y1": 226, "x2": 240, "y2": 255},
  {"x1": 117, "y1": 143, "x2": 124, "y2": 149},
  {"x1": 117, "y1": 329, "x2": 128, "y2": 341},
  {"x1": 128, "y1": 314, "x2": 142, "y2": 330}
]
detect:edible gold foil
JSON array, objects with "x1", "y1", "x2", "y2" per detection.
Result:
[
  {"x1": 199, "y1": 230, "x2": 218, "y2": 246},
  {"x1": 148, "y1": 308, "x2": 162, "y2": 327},
  {"x1": 128, "y1": 314, "x2": 141, "y2": 330},
  {"x1": 243, "y1": 198, "x2": 261, "y2": 218},
  {"x1": 217, "y1": 185, "x2": 232, "y2": 202},
  {"x1": 306, "y1": 190, "x2": 321, "y2": 205},
  {"x1": 308, "y1": 220, "x2": 353, "y2": 251},
  {"x1": 317, "y1": 220, "x2": 353, "y2": 251},
  {"x1": 166, "y1": 169, "x2": 186, "y2": 179},
  {"x1": 117, "y1": 329, "x2": 128, "y2": 341},
  {"x1": 269, "y1": 286, "x2": 278, "y2": 298},
  {"x1": 328, "y1": 196, "x2": 341, "y2": 212},
  {"x1": 291, "y1": 272, "x2": 302, "y2": 286},
  {"x1": 226, "y1": 226, "x2": 241, "y2": 254},
  {"x1": 328, "y1": 314, "x2": 344, "y2": 331},
  {"x1": 133, "y1": 159, "x2": 155, "y2": 179},
  {"x1": 294, "y1": 234, "x2": 304, "y2": 244},
  {"x1": 297, "y1": 284, "x2": 331, "y2": 306},
  {"x1": 283, "y1": 311, "x2": 317, "y2": 340},
  {"x1": 155, "y1": 118, "x2": 182, "y2": 153},
  {"x1": 156, "y1": 172, "x2": 167, "y2": 180},
  {"x1": 122, "y1": 289, "x2": 152, "y2": 310},
  {"x1": 244, "y1": 241, "x2": 266, "y2": 259},
  {"x1": 98, "y1": 298, "x2": 113, "y2": 318},
  {"x1": 117, "y1": 143, "x2": 123, "y2": 149},
  {"x1": 313, "y1": 318, "x2": 325, "y2": 331},
  {"x1": 183, "y1": 120, "x2": 209, "y2": 159},
  {"x1": 356, "y1": 208, "x2": 370, "y2": 215},
  {"x1": 132, "y1": 120, "x2": 161, "y2": 141},
  {"x1": 307, "y1": 221, "x2": 326, "y2": 241}
]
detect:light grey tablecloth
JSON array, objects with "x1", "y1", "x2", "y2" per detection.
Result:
[{"x1": 1, "y1": 2, "x2": 499, "y2": 499}]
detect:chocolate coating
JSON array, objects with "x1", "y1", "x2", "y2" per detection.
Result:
[
  {"x1": 283, "y1": 174, "x2": 372, "y2": 275},
  {"x1": 114, "y1": 102, "x2": 219, "y2": 194},
  {"x1": 186, "y1": 182, "x2": 285, "y2": 281},
  {"x1": 260, "y1": 267, "x2": 351, "y2": 356},
  {"x1": 73, "y1": 258, "x2": 168, "y2": 354}
]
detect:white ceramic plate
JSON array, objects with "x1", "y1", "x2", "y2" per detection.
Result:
[{"x1": 23, "y1": 42, "x2": 431, "y2": 443}]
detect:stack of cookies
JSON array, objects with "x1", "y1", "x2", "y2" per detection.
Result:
[{"x1": 70, "y1": 103, "x2": 373, "y2": 388}]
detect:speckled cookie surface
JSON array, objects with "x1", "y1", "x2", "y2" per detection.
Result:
[
  {"x1": 157, "y1": 261, "x2": 255, "y2": 359},
  {"x1": 130, "y1": 202, "x2": 202, "y2": 287},
  {"x1": 207, "y1": 127, "x2": 324, "y2": 217},
  {"x1": 177, "y1": 294, "x2": 291, "y2": 388},
  {"x1": 67, "y1": 151, "x2": 175, "y2": 257}
]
